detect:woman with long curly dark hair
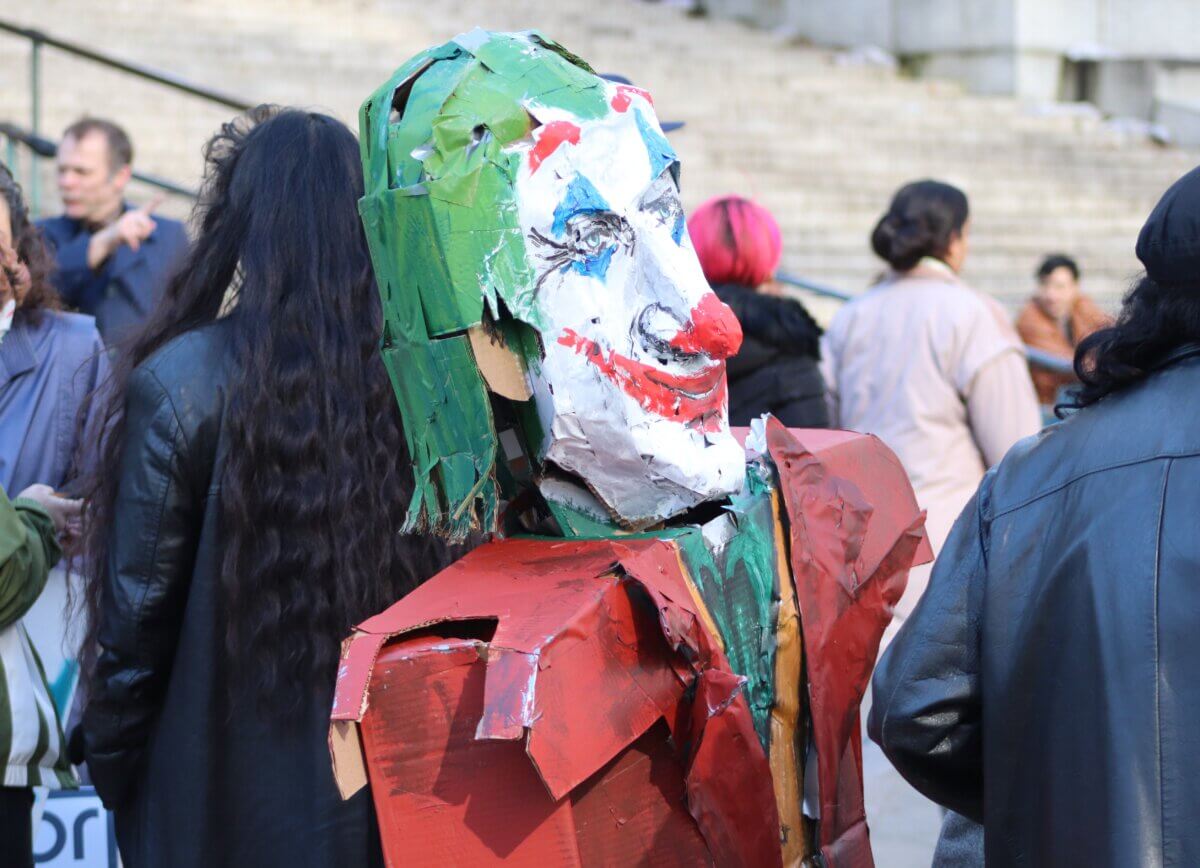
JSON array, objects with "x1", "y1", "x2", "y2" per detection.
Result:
[
  {"x1": 75, "y1": 107, "x2": 452, "y2": 868},
  {"x1": 871, "y1": 164, "x2": 1200, "y2": 865},
  {"x1": 1067, "y1": 274, "x2": 1200, "y2": 410}
]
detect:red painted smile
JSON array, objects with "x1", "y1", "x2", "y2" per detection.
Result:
[{"x1": 558, "y1": 329, "x2": 728, "y2": 431}]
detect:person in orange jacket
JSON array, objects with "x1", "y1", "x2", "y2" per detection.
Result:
[{"x1": 1016, "y1": 254, "x2": 1112, "y2": 407}]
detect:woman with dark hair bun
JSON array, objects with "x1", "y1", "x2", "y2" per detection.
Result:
[
  {"x1": 75, "y1": 107, "x2": 455, "y2": 868},
  {"x1": 821, "y1": 179, "x2": 1039, "y2": 633},
  {"x1": 869, "y1": 180, "x2": 970, "y2": 273},
  {"x1": 870, "y1": 164, "x2": 1200, "y2": 867}
]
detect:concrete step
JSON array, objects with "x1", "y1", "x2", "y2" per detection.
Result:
[{"x1": 3, "y1": 0, "x2": 1195, "y2": 309}]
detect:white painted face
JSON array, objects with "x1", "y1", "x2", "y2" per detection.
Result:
[{"x1": 510, "y1": 84, "x2": 745, "y2": 527}]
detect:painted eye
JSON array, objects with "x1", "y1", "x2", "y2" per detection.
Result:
[
  {"x1": 573, "y1": 221, "x2": 614, "y2": 252},
  {"x1": 655, "y1": 197, "x2": 681, "y2": 224},
  {"x1": 568, "y1": 213, "x2": 631, "y2": 256},
  {"x1": 643, "y1": 189, "x2": 683, "y2": 227}
]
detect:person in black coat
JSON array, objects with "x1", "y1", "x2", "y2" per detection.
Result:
[
  {"x1": 688, "y1": 196, "x2": 828, "y2": 428},
  {"x1": 73, "y1": 107, "x2": 454, "y2": 868},
  {"x1": 870, "y1": 164, "x2": 1200, "y2": 866}
]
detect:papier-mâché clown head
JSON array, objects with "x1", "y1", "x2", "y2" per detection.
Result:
[{"x1": 360, "y1": 29, "x2": 745, "y2": 537}]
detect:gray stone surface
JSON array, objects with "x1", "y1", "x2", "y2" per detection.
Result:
[
  {"x1": 5, "y1": 0, "x2": 1197, "y2": 308},
  {"x1": 864, "y1": 736, "x2": 942, "y2": 867},
  {"x1": 717, "y1": 0, "x2": 1200, "y2": 139}
]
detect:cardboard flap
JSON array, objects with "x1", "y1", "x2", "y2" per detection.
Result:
[
  {"x1": 354, "y1": 539, "x2": 622, "y2": 637},
  {"x1": 685, "y1": 668, "x2": 782, "y2": 868},
  {"x1": 520, "y1": 550, "x2": 687, "y2": 799},
  {"x1": 329, "y1": 720, "x2": 368, "y2": 799},
  {"x1": 768, "y1": 423, "x2": 933, "y2": 586},
  {"x1": 469, "y1": 323, "x2": 532, "y2": 401},
  {"x1": 331, "y1": 632, "x2": 388, "y2": 722},
  {"x1": 767, "y1": 420, "x2": 930, "y2": 863},
  {"x1": 476, "y1": 646, "x2": 540, "y2": 741},
  {"x1": 613, "y1": 541, "x2": 718, "y2": 670}
]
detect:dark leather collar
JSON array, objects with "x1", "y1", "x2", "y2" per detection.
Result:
[{"x1": 1153, "y1": 342, "x2": 1200, "y2": 372}]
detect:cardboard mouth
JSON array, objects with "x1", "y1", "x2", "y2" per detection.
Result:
[
  {"x1": 558, "y1": 327, "x2": 727, "y2": 430},
  {"x1": 643, "y1": 364, "x2": 724, "y2": 401}
]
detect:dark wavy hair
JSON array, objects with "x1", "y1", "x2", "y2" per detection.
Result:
[
  {"x1": 871, "y1": 180, "x2": 969, "y2": 272},
  {"x1": 1060, "y1": 274, "x2": 1200, "y2": 414},
  {"x1": 0, "y1": 162, "x2": 61, "y2": 319},
  {"x1": 80, "y1": 106, "x2": 454, "y2": 714}
]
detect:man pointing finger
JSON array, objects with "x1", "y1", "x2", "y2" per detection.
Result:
[{"x1": 38, "y1": 119, "x2": 188, "y2": 342}]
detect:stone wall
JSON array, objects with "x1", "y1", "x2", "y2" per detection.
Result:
[
  {"x1": 1, "y1": 0, "x2": 1196, "y2": 306},
  {"x1": 711, "y1": 0, "x2": 1200, "y2": 143}
]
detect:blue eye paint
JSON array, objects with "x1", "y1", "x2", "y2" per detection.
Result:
[
  {"x1": 564, "y1": 244, "x2": 617, "y2": 281},
  {"x1": 634, "y1": 109, "x2": 676, "y2": 181},
  {"x1": 671, "y1": 211, "x2": 686, "y2": 246},
  {"x1": 552, "y1": 175, "x2": 610, "y2": 237}
]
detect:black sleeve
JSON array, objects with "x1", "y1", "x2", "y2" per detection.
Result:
[
  {"x1": 82, "y1": 366, "x2": 199, "y2": 808},
  {"x1": 867, "y1": 476, "x2": 990, "y2": 822},
  {"x1": 771, "y1": 392, "x2": 830, "y2": 429},
  {"x1": 770, "y1": 361, "x2": 830, "y2": 428}
]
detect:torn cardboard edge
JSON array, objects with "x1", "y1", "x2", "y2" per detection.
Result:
[
  {"x1": 469, "y1": 322, "x2": 532, "y2": 401},
  {"x1": 330, "y1": 619, "x2": 459, "y2": 799},
  {"x1": 329, "y1": 719, "x2": 369, "y2": 799}
]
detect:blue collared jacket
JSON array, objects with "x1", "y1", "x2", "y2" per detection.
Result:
[
  {"x1": 0, "y1": 309, "x2": 107, "y2": 493},
  {"x1": 38, "y1": 207, "x2": 188, "y2": 344}
]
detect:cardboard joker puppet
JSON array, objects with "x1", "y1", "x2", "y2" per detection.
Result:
[{"x1": 330, "y1": 30, "x2": 931, "y2": 868}]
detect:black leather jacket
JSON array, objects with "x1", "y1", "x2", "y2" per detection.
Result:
[
  {"x1": 80, "y1": 319, "x2": 382, "y2": 868},
  {"x1": 870, "y1": 346, "x2": 1200, "y2": 867}
]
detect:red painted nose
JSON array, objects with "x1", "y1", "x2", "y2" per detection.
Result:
[{"x1": 669, "y1": 292, "x2": 743, "y2": 360}]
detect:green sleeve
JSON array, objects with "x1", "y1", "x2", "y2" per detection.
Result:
[{"x1": 0, "y1": 488, "x2": 61, "y2": 629}]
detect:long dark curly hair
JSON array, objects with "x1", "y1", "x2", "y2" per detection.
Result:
[
  {"x1": 1061, "y1": 274, "x2": 1200, "y2": 414},
  {"x1": 0, "y1": 162, "x2": 61, "y2": 319},
  {"x1": 80, "y1": 106, "x2": 454, "y2": 715}
]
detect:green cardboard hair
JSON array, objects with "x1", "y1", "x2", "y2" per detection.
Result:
[{"x1": 359, "y1": 30, "x2": 609, "y2": 538}]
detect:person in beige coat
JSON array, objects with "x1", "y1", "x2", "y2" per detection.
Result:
[
  {"x1": 822, "y1": 180, "x2": 1041, "y2": 632},
  {"x1": 825, "y1": 180, "x2": 1040, "y2": 865}
]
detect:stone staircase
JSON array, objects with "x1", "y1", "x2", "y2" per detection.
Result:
[{"x1": 1, "y1": 0, "x2": 1196, "y2": 306}]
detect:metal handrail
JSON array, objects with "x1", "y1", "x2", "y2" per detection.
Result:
[
  {"x1": 1023, "y1": 346, "x2": 1077, "y2": 376},
  {"x1": 0, "y1": 122, "x2": 198, "y2": 198},
  {"x1": 0, "y1": 20, "x2": 254, "y2": 111},
  {"x1": 775, "y1": 270, "x2": 856, "y2": 303},
  {"x1": 0, "y1": 18, "x2": 253, "y2": 211},
  {"x1": 775, "y1": 270, "x2": 1078, "y2": 376}
]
